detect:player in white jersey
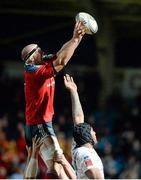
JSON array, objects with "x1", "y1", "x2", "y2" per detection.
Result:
[{"x1": 64, "y1": 74, "x2": 104, "y2": 179}]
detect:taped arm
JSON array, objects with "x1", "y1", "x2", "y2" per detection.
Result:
[
  {"x1": 24, "y1": 136, "x2": 44, "y2": 179},
  {"x1": 24, "y1": 157, "x2": 38, "y2": 179}
]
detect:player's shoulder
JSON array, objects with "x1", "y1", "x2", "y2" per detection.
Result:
[
  {"x1": 24, "y1": 64, "x2": 42, "y2": 72},
  {"x1": 75, "y1": 147, "x2": 92, "y2": 158}
]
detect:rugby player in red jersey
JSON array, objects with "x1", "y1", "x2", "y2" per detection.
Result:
[{"x1": 21, "y1": 21, "x2": 85, "y2": 178}]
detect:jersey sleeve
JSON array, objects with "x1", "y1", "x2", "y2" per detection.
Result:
[
  {"x1": 35, "y1": 61, "x2": 56, "y2": 78},
  {"x1": 35, "y1": 54, "x2": 57, "y2": 78},
  {"x1": 77, "y1": 149, "x2": 96, "y2": 173},
  {"x1": 24, "y1": 54, "x2": 57, "y2": 79}
]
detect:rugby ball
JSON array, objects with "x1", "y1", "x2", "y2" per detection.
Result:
[{"x1": 75, "y1": 12, "x2": 98, "y2": 35}]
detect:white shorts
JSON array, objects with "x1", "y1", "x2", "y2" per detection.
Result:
[{"x1": 39, "y1": 135, "x2": 63, "y2": 161}]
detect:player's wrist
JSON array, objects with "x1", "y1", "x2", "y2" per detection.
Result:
[
  {"x1": 59, "y1": 156, "x2": 68, "y2": 166},
  {"x1": 31, "y1": 152, "x2": 38, "y2": 158},
  {"x1": 61, "y1": 161, "x2": 68, "y2": 167},
  {"x1": 70, "y1": 89, "x2": 77, "y2": 94},
  {"x1": 71, "y1": 36, "x2": 82, "y2": 44}
]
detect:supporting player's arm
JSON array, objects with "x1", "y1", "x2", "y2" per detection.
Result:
[
  {"x1": 23, "y1": 145, "x2": 32, "y2": 179},
  {"x1": 64, "y1": 74, "x2": 84, "y2": 124},
  {"x1": 53, "y1": 21, "x2": 85, "y2": 72},
  {"x1": 24, "y1": 136, "x2": 44, "y2": 179},
  {"x1": 53, "y1": 151, "x2": 76, "y2": 179}
]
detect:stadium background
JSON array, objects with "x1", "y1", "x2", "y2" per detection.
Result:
[{"x1": 0, "y1": 0, "x2": 141, "y2": 178}]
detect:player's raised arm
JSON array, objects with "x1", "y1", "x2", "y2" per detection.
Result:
[
  {"x1": 53, "y1": 21, "x2": 85, "y2": 72},
  {"x1": 64, "y1": 74, "x2": 84, "y2": 124}
]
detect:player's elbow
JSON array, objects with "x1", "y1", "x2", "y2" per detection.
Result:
[
  {"x1": 59, "y1": 53, "x2": 71, "y2": 66},
  {"x1": 59, "y1": 58, "x2": 67, "y2": 66},
  {"x1": 57, "y1": 51, "x2": 72, "y2": 67},
  {"x1": 53, "y1": 57, "x2": 66, "y2": 72}
]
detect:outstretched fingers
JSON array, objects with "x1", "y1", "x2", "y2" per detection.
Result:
[
  {"x1": 74, "y1": 21, "x2": 86, "y2": 37},
  {"x1": 64, "y1": 74, "x2": 73, "y2": 82},
  {"x1": 71, "y1": 76, "x2": 74, "y2": 82},
  {"x1": 32, "y1": 135, "x2": 44, "y2": 150}
]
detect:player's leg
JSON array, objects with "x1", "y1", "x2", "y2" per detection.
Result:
[
  {"x1": 25, "y1": 123, "x2": 70, "y2": 179},
  {"x1": 25, "y1": 124, "x2": 59, "y2": 177},
  {"x1": 25, "y1": 124, "x2": 60, "y2": 178},
  {"x1": 39, "y1": 122, "x2": 70, "y2": 179}
]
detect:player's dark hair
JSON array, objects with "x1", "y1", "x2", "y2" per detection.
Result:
[{"x1": 73, "y1": 122, "x2": 94, "y2": 147}]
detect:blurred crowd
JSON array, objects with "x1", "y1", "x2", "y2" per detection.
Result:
[{"x1": 0, "y1": 66, "x2": 141, "y2": 179}]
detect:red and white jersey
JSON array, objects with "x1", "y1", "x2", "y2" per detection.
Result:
[
  {"x1": 24, "y1": 56, "x2": 56, "y2": 125},
  {"x1": 71, "y1": 140, "x2": 104, "y2": 179}
]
